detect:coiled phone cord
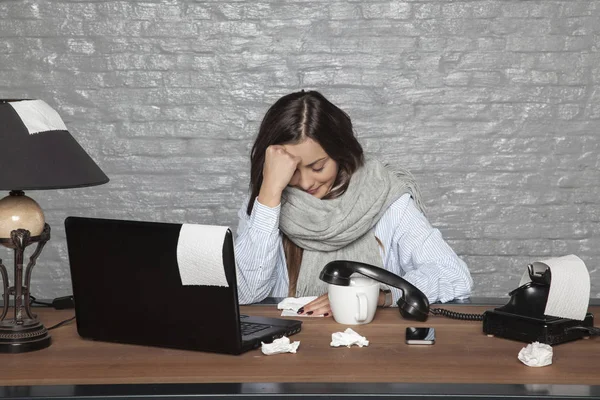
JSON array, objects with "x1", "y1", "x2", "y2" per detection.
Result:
[{"x1": 429, "y1": 307, "x2": 484, "y2": 321}]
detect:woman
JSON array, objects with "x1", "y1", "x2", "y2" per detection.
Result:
[{"x1": 235, "y1": 90, "x2": 473, "y2": 317}]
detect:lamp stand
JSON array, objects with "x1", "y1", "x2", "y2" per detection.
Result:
[{"x1": 0, "y1": 224, "x2": 52, "y2": 353}]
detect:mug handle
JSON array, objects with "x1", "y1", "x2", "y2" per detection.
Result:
[{"x1": 355, "y1": 293, "x2": 368, "y2": 322}]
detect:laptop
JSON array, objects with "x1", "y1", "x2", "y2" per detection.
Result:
[{"x1": 64, "y1": 216, "x2": 302, "y2": 355}]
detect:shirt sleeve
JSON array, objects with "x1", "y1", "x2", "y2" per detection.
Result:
[
  {"x1": 386, "y1": 194, "x2": 474, "y2": 304},
  {"x1": 234, "y1": 197, "x2": 288, "y2": 304}
]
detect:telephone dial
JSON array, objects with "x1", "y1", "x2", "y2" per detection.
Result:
[{"x1": 320, "y1": 260, "x2": 598, "y2": 345}]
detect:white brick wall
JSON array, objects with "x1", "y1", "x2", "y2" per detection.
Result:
[{"x1": 0, "y1": 0, "x2": 598, "y2": 300}]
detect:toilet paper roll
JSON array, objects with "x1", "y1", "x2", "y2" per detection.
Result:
[
  {"x1": 176, "y1": 224, "x2": 230, "y2": 287},
  {"x1": 519, "y1": 254, "x2": 590, "y2": 321}
]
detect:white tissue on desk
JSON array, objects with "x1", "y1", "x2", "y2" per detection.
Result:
[
  {"x1": 518, "y1": 342, "x2": 553, "y2": 367},
  {"x1": 277, "y1": 296, "x2": 324, "y2": 317},
  {"x1": 261, "y1": 337, "x2": 300, "y2": 355},
  {"x1": 330, "y1": 328, "x2": 369, "y2": 348}
]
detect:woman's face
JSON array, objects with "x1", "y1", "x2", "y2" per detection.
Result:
[{"x1": 283, "y1": 138, "x2": 339, "y2": 199}]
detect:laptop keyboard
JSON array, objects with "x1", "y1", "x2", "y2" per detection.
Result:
[{"x1": 240, "y1": 321, "x2": 270, "y2": 336}]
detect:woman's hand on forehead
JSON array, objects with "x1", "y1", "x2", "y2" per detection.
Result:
[{"x1": 258, "y1": 145, "x2": 302, "y2": 207}]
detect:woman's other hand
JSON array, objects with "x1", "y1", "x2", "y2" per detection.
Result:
[
  {"x1": 296, "y1": 294, "x2": 332, "y2": 317},
  {"x1": 258, "y1": 145, "x2": 301, "y2": 207},
  {"x1": 297, "y1": 291, "x2": 386, "y2": 318}
]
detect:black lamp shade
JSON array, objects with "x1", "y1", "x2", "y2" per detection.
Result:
[{"x1": 0, "y1": 99, "x2": 109, "y2": 190}]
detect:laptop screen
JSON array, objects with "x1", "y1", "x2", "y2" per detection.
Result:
[{"x1": 65, "y1": 216, "x2": 244, "y2": 353}]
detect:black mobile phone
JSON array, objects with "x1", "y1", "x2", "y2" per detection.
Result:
[{"x1": 405, "y1": 327, "x2": 435, "y2": 345}]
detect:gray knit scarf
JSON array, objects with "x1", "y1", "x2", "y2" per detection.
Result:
[{"x1": 280, "y1": 160, "x2": 425, "y2": 297}]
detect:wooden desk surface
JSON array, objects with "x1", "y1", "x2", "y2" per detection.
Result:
[{"x1": 1, "y1": 305, "x2": 598, "y2": 387}]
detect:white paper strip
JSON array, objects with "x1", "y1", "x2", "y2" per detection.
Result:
[
  {"x1": 9, "y1": 100, "x2": 67, "y2": 134},
  {"x1": 176, "y1": 224, "x2": 230, "y2": 287}
]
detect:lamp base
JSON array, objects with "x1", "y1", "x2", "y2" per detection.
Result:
[{"x1": 0, "y1": 317, "x2": 51, "y2": 353}]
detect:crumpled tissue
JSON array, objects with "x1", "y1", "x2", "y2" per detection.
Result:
[
  {"x1": 261, "y1": 336, "x2": 300, "y2": 355},
  {"x1": 330, "y1": 328, "x2": 369, "y2": 348},
  {"x1": 518, "y1": 342, "x2": 553, "y2": 367},
  {"x1": 277, "y1": 296, "x2": 323, "y2": 317}
]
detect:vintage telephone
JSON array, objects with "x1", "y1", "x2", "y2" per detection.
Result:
[
  {"x1": 482, "y1": 263, "x2": 597, "y2": 345},
  {"x1": 320, "y1": 260, "x2": 599, "y2": 345}
]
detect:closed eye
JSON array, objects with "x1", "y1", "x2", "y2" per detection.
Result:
[{"x1": 311, "y1": 160, "x2": 327, "y2": 172}]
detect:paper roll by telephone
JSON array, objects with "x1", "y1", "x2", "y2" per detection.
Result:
[{"x1": 519, "y1": 254, "x2": 590, "y2": 321}]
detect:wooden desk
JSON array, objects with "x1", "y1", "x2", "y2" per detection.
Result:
[{"x1": 0, "y1": 304, "x2": 599, "y2": 399}]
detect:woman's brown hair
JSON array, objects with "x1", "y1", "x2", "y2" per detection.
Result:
[{"x1": 247, "y1": 90, "x2": 364, "y2": 295}]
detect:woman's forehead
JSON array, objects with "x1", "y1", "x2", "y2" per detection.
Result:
[{"x1": 283, "y1": 138, "x2": 328, "y2": 165}]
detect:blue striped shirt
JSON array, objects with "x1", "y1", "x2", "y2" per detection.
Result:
[{"x1": 234, "y1": 193, "x2": 473, "y2": 305}]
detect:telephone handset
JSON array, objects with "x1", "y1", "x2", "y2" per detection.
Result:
[
  {"x1": 319, "y1": 260, "x2": 430, "y2": 321},
  {"x1": 320, "y1": 260, "x2": 482, "y2": 322}
]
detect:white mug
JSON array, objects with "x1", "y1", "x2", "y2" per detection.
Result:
[{"x1": 328, "y1": 276, "x2": 379, "y2": 325}]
